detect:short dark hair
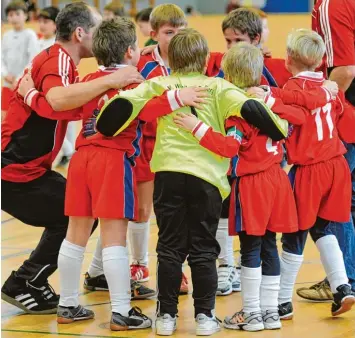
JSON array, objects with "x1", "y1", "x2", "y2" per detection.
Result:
[
  {"x1": 5, "y1": 0, "x2": 27, "y2": 15},
  {"x1": 222, "y1": 8, "x2": 262, "y2": 42},
  {"x1": 55, "y1": 2, "x2": 97, "y2": 42},
  {"x1": 93, "y1": 17, "x2": 136, "y2": 67},
  {"x1": 135, "y1": 7, "x2": 153, "y2": 22}
]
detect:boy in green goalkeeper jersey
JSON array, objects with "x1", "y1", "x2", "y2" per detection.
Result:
[{"x1": 96, "y1": 28, "x2": 287, "y2": 336}]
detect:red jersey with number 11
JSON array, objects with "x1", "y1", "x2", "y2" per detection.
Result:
[{"x1": 284, "y1": 71, "x2": 347, "y2": 165}]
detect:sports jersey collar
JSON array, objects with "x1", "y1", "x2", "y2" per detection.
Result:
[
  {"x1": 99, "y1": 64, "x2": 128, "y2": 73},
  {"x1": 293, "y1": 71, "x2": 324, "y2": 82},
  {"x1": 152, "y1": 46, "x2": 170, "y2": 76}
]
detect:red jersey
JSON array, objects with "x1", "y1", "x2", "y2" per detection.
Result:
[
  {"x1": 2, "y1": 43, "x2": 80, "y2": 182},
  {"x1": 76, "y1": 66, "x2": 185, "y2": 164},
  {"x1": 283, "y1": 71, "x2": 349, "y2": 165},
  {"x1": 312, "y1": 0, "x2": 355, "y2": 106}
]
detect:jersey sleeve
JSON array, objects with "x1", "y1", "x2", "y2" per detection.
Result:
[
  {"x1": 190, "y1": 119, "x2": 243, "y2": 158},
  {"x1": 271, "y1": 86, "x2": 332, "y2": 110},
  {"x1": 23, "y1": 87, "x2": 82, "y2": 120},
  {"x1": 317, "y1": 0, "x2": 355, "y2": 67},
  {"x1": 139, "y1": 89, "x2": 184, "y2": 122}
]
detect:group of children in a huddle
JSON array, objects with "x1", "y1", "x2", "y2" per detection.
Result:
[{"x1": 52, "y1": 3, "x2": 355, "y2": 335}]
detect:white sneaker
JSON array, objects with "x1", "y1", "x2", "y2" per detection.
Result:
[
  {"x1": 232, "y1": 267, "x2": 241, "y2": 292},
  {"x1": 262, "y1": 310, "x2": 281, "y2": 330},
  {"x1": 216, "y1": 265, "x2": 235, "y2": 296},
  {"x1": 224, "y1": 310, "x2": 264, "y2": 332},
  {"x1": 195, "y1": 313, "x2": 221, "y2": 336},
  {"x1": 155, "y1": 314, "x2": 177, "y2": 336}
]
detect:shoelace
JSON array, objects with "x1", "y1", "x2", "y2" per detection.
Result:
[
  {"x1": 26, "y1": 281, "x2": 58, "y2": 300},
  {"x1": 131, "y1": 306, "x2": 149, "y2": 320}
]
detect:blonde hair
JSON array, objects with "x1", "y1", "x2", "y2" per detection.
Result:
[
  {"x1": 168, "y1": 28, "x2": 209, "y2": 74},
  {"x1": 222, "y1": 42, "x2": 263, "y2": 89},
  {"x1": 150, "y1": 4, "x2": 187, "y2": 32},
  {"x1": 287, "y1": 29, "x2": 325, "y2": 69}
]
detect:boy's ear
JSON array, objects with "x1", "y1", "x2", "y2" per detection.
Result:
[
  {"x1": 251, "y1": 34, "x2": 262, "y2": 46},
  {"x1": 150, "y1": 30, "x2": 158, "y2": 41},
  {"x1": 126, "y1": 45, "x2": 133, "y2": 59}
]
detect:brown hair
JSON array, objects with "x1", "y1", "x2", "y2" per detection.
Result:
[
  {"x1": 93, "y1": 17, "x2": 136, "y2": 67},
  {"x1": 150, "y1": 4, "x2": 187, "y2": 32},
  {"x1": 5, "y1": 0, "x2": 27, "y2": 15},
  {"x1": 222, "y1": 8, "x2": 262, "y2": 42},
  {"x1": 168, "y1": 28, "x2": 209, "y2": 74}
]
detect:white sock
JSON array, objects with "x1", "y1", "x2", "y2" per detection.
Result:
[
  {"x1": 278, "y1": 250, "x2": 303, "y2": 304},
  {"x1": 241, "y1": 266, "x2": 262, "y2": 313},
  {"x1": 260, "y1": 275, "x2": 280, "y2": 312},
  {"x1": 88, "y1": 237, "x2": 104, "y2": 277},
  {"x1": 216, "y1": 218, "x2": 235, "y2": 266},
  {"x1": 315, "y1": 235, "x2": 349, "y2": 293},
  {"x1": 128, "y1": 221, "x2": 149, "y2": 266},
  {"x1": 58, "y1": 239, "x2": 85, "y2": 307},
  {"x1": 102, "y1": 246, "x2": 131, "y2": 316}
]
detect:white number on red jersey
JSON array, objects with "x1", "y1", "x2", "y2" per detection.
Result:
[
  {"x1": 266, "y1": 138, "x2": 279, "y2": 155},
  {"x1": 312, "y1": 102, "x2": 334, "y2": 141}
]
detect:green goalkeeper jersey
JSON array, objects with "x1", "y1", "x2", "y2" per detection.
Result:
[{"x1": 108, "y1": 72, "x2": 286, "y2": 199}]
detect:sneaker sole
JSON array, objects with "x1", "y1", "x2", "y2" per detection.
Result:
[
  {"x1": 57, "y1": 314, "x2": 95, "y2": 324},
  {"x1": 216, "y1": 287, "x2": 233, "y2": 296},
  {"x1": 196, "y1": 326, "x2": 221, "y2": 336},
  {"x1": 83, "y1": 284, "x2": 108, "y2": 292},
  {"x1": 264, "y1": 322, "x2": 282, "y2": 330},
  {"x1": 232, "y1": 285, "x2": 241, "y2": 292},
  {"x1": 1, "y1": 292, "x2": 57, "y2": 314},
  {"x1": 332, "y1": 296, "x2": 355, "y2": 316},
  {"x1": 279, "y1": 313, "x2": 293, "y2": 320},
  {"x1": 132, "y1": 292, "x2": 157, "y2": 300},
  {"x1": 156, "y1": 328, "x2": 176, "y2": 336},
  {"x1": 224, "y1": 322, "x2": 264, "y2": 332},
  {"x1": 132, "y1": 277, "x2": 150, "y2": 283}
]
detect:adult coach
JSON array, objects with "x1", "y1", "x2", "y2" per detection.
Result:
[
  {"x1": 1, "y1": 2, "x2": 143, "y2": 314},
  {"x1": 296, "y1": 0, "x2": 355, "y2": 301}
]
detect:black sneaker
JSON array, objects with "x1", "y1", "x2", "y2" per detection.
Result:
[
  {"x1": 130, "y1": 279, "x2": 156, "y2": 299},
  {"x1": 1, "y1": 271, "x2": 58, "y2": 314},
  {"x1": 57, "y1": 305, "x2": 95, "y2": 324},
  {"x1": 331, "y1": 284, "x2": 355, "y2": 316},
  {"x1": 84, "y1": 273, "x2": 156, "y2": 300},
  {"x1": 83, "y1": 272, "x2": 108, "y2": 291},
  {"x1": 278, "y1": 302, "x2": 293, "y2": 320},
  {"x1": 110, "y1": 306, "x2": 152, "y2": 331},
  {"x1": 57, "y1": 155, "x2": 71, "y2": 167}
]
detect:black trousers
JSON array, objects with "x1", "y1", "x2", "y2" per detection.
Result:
[
  {"x1": 2, "y1": 170, "x2": 97, "y2": 286},
  {"x1": 154, "y1": 172, "x2": 222, "y2": 316}
]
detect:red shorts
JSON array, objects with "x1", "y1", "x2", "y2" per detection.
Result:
[
  {"x1": 135, "y1": 137, "x2": 155, "y2": 182},
  {"x1": 291, "y1": 155, "x2": 351, "y2": 230},
  {"x1": 65, "y1": 146, "x2": 138, "y2": 220},
  {"x1": 1, "y1": 87, "x2": 14, "y2": 111},
  {"x1": 229, "y1": 164, "x2": 298, "y2": 236}
]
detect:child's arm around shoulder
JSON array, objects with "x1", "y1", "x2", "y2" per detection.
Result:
[{"x1": 173, "y1": 113, "x2": 243, "y2": 158}]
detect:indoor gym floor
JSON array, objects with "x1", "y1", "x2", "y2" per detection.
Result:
[{"x1": 2, "y1": 14, "x2": 355, "y2": 338}]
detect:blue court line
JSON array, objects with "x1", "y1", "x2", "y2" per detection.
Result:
[{"x1": 1, "y1": 217, "x2": 15, "y2": 225}]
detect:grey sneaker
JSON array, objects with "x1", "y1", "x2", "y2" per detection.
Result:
[
  {"x1": 224, "y1": 310, "x2": 264, "y2": 331},
  {"x1": 216, "y1": 265, "x2": 235, "y2": 296},
  {"x1": 110, "y1": 306, "x2": 152, "y2": 331},
  {"x1": 232, "y1": 267, "x2": 241, "y2": 292},
  {"x1": 155, "y1": 313, "x2": 177, "y2": 336},
  {"x1": 195, "y1": 313, "x2": 221, "y2": 336},
  {"x1": 262, "y1": 310, "x2": 281, "y2": 330},
  {"x1": 57, "y1": 305, "x2": 94, "y2": 324}
]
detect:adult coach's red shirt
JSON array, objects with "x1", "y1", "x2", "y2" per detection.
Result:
[
  {"x1": 2, "y1": 44, "x2": 80, "y2": 182},
  {"x1": 284, "y1": 71, "x2": 348, "y2": 165},
  {"x1": 312, "y1": 0, "x2": 355, "y2": 106}
]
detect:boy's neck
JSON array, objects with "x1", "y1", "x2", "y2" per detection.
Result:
[
  {"x1": 13, "y1": 25, "x2": 25, "y2": 32},
  {"x1": 291, "y1": 66, "x2": 316, "y2": 77},
  {"x1": 158, "y1": 46, "x2": 169, "y2": 67}
]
